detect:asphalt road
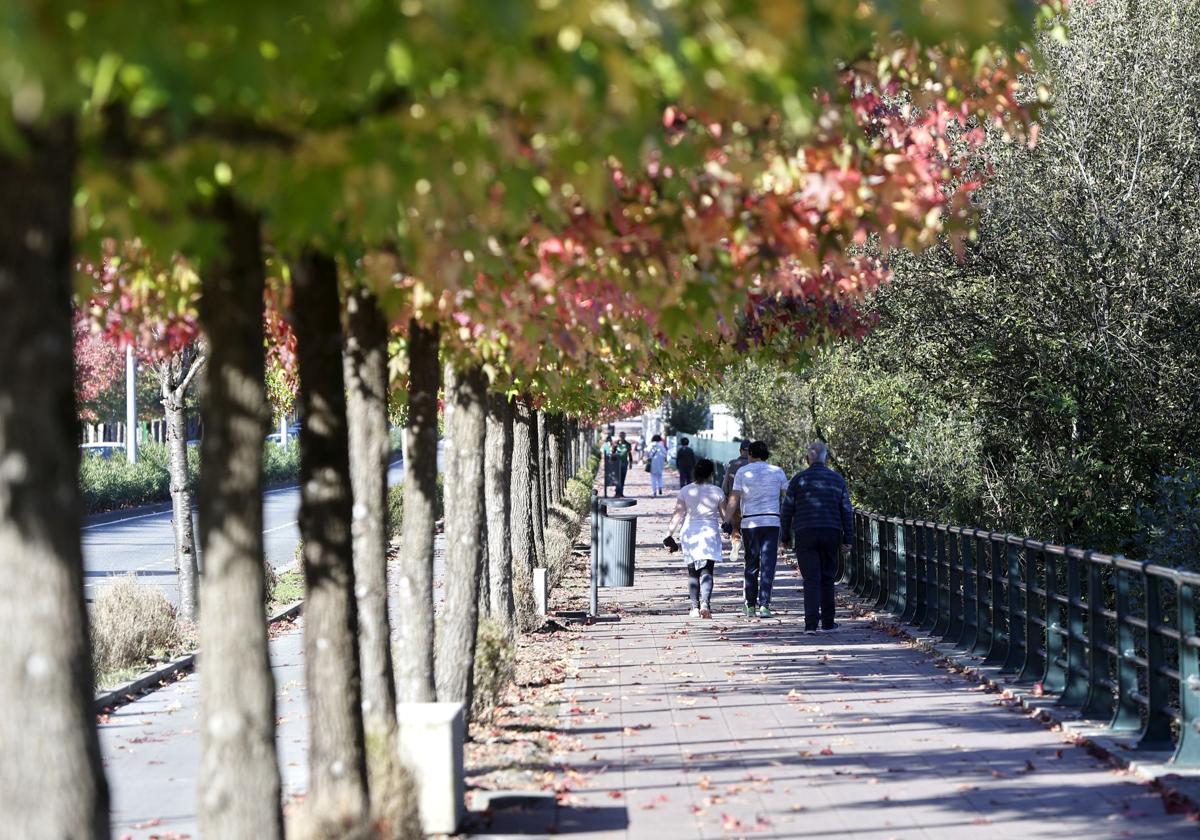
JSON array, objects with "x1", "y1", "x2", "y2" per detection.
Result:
[{"x1": 83, "y1": 457, "x2": 411, "y2": 605}]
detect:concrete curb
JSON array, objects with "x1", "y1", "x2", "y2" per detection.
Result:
[
  {"x1": 844, "y1": 596, "x2": 1200, "y2": 816},
  {"x1": 94, "y1": 597, "x2": 304, "y2": 714}
]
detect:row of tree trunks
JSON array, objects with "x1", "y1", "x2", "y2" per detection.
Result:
[
  {"x1": 291, "y1": 250, "x2": 369, "y2": 818},
  {"x1": 0, "y1": 117, "x2": 110, "y2": 839},
  {"x1": 484, "y1": 395, "x2": 516, "y2": 634},
  {"x1": 396, "y1": 321, "x2": 440, "y2": 703},
  {"x1": 196, "y1": 193, "x2": 283, "y2": 839},
  {"x1": 343, "y1": 286, "x2": 398, "y2": 743},
  {"x1": 435, "y1": 364, "x2": 488, "y2": 713}
]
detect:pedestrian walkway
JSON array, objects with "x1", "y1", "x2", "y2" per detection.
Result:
[{"x1": 526, "y1": 466, "x2": 1192, "y2": 838}]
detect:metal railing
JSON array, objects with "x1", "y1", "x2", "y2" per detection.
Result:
[{"x1": 846, "y1": 510, "x2": 1200, "y2": 767}]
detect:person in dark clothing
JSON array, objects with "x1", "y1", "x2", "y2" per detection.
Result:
[
  {"x1": 781, "y1": 441, "x2": 854, "y2": 632},
  {"x1": 722, "y1": 439, "x2": 751, "y2": 497},
  {"x1": 675, "y1": 436, "x2": 696, "y2": 488},
  {"x1": 612, "y1": 432, "x2": 632, "y2": 497}
]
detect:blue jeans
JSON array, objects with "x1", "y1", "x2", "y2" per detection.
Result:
[{"x1": 742, "y1": 526, "x2": 780, "y2": 607}]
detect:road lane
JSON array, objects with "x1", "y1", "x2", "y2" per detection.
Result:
[{"x1": 83, "y1": 459, "x2": 407, "y2": 604}]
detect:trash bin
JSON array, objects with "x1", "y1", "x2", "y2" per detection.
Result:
[{"x1": 598, "y1": 513, "x2": 637, "y2": 587}]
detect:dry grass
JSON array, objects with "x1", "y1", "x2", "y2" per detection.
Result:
[
  {"x1": 366, "y1": 732, "x2": 423, "y2": 840},
  {"x1": 91, "y1": 574, "x2": 193, "y2": 679}
]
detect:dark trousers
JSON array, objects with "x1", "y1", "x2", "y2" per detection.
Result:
[
  {"x1": 687, "y1": 560, "x2": 715, "y2": 607},
  {"x1": 742, "y1": 526, "x2": 780, "y2": 607},
  {"x1": 679, "y1": 468, "x2": 693, "y2": 488},
  {"x1": 615, "y1": 460, "x2": 629, "y2": 495},
  {"x1": 796, "y1": 528, "x2": 841, "y2": 630}
]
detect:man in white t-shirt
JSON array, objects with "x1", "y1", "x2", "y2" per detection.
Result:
[{"x1": 725, "y1": 440, "x2": 789, "y2": 618}]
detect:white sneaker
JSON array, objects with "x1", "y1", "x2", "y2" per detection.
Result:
[{"x1": 689, "y1": 607, "x2": 701, "y2": 618}]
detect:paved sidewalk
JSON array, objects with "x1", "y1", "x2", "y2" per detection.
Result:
[{"x1": 522, "y1": 466, "x2": 1192, "y2": 838}]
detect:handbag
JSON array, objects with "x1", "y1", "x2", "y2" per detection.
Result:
[{"x1": 644, "y1": 458, "x2": 652, "y2": 472}]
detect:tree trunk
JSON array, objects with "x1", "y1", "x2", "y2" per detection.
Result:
[
  {"x1": 291, "y1": 250, "x2": 369, "y2": 818},
  {"x1": 509, "y1": 401, "x2": 539, "y2": 629},
  {"x1": 484, "y1": 394, "x2": 516, "y2": 634},
  {"x1": 343, "y1": 284, "x2": 398, "y2": 742},
  {"x1": 546, "y1": 414, "x2": 562, "y2": 508},
  {"x1": 435, "y1": 364, "x2": 487, "y2": 716},
  {"x1": 161, "y1": 353, "x2": 201, "y2": 623},
  {"x1": 528, "y1": 407, "x2": 547, "y2": 567},
  {"x1": 536, "y1": 410, "x2": 550, "y2": 517},
  {"x1": 0, "y1": 117, "x2": 109, "y2": 839},
  {"x1": 196, "y1": 192, "x2": 282, "y2": 840},
  {"x1": 395, "y1": 320, "x2": 439, "y2": 703}
]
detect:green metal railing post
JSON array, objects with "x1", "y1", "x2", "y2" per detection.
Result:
[
  {"x1": 983, "y1": 536, "x2": 1009, "y2": 666},
  {"x1": 1059, "y1": 550, "x2": 1091, "y2": 706},
  {"x1": 1017, "y1": 542, "x2": 1045, "y2": 684},
  {"x1": 910, "y1": 523, "x2": 930, "y2": 627},
  {"x1": 1042, "y1": 548, "x2": 1067, "y2": 692},
  {"x1": 1110, "y1": 562, "x2": 1142, "y2": 732},
  {"x1": 959, "y1": 533, "x2": 978, "y2": 650},
  {"x1": 971, "y1": 533, "x2": 993, "y2": 656},
  {"x1": 1174, "y1": 582, "x2": 1200, "y2": 766},
  {"x1": 1082, "y1": 559, "x2": 1116, "y2": 719},
  {"x1": 948, "y1": 531, "x2": 966, "y2": 644},
  {"x1": 920, "y1": 525, "x2": 939, "y2": 631},
  {"x1": 932, "y1": 528, "x2": 952, "y2": 637},
  {"x1": 900, "y1": 522, "x2": 918, "y2": 623},
  {"x1": 889, "y1": 520, "x2": 907, "y2": 614},
  {"x1": 999, "y1": 540, "x2": 1025, "y2": 674},
  {"x1": 1140, "y1": 572, "x2": 1174, "y2": 750},
  {"x1": 874, "y1": 520, "x2": 890, "y2": 611},
  {"x1": 868, "y1": 517, "x2": 882, "y2": 605}
]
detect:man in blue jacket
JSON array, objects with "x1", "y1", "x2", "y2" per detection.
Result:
[{"x1": 781, "y1": 442, "x2": 854, "y2": 632}]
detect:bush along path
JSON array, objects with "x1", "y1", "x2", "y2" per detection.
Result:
[{"x1": 483, "y1": 464, "x2": 1197, "y2": 838}]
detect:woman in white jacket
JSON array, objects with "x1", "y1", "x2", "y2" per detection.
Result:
[{"x1": 665, "y1": 458, "x2": 726, "y2": 618}]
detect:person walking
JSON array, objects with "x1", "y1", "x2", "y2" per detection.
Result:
[
  {"x1": 646, "y1": 434, "x2": 668, "y2": 496},
  {"x1": 675, "y1": 436, "x2": 697, "y2": 488},
  {"x1": 722, "y1": 440, "x2": 751, "y2": 564},
  {"x1": 665, "y1": 458, "x2": 726, "y2": 619},
  {"x1": 612, "y1": 431, "x2": 632, "y2": 497},
  {"x1": 781, "y1": 441, "x2": 854, "y2": 632},
  {"x1": 725, "y1": 440, "x2": 788, "y2": 618}
]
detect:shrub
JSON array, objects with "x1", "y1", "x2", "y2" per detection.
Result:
[
  {"x1": 270, "y1": 566, "x2": 304, "y2": 608},
  {"x1": 385, "y1": 474, "x2": 444, "y2": 540},
  {"x1": 366, "y1": 732, "x2": 423, "y2": 840},
  {"x1": 80, "y1": 440, "x2": 300, "y2": 514},
  {"x1": 263, "y1": 439, "x2": 301, "y2": 486},
  {"x1": 472, "y1": 618, "x2": 517, "y2": 722},
  {"x1": 91, "y1": 574, "x2": 191, "y2": 678}
]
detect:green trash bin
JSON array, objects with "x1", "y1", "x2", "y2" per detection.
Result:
[{"x1": 598, "y1": 512, "x2": 637, "y2": 587}]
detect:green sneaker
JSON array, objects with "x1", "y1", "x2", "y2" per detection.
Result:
[
  {"x1": 757, "y1": 605, "x2": 774, "y2": 618},
  {"x1": 743, "y1": 604, "x2": 755, "y2": 617}
]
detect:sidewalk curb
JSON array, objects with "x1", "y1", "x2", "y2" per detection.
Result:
[
  {"x1": 845, "y1": 597, "x2": 1200, "y2": 817},
  {"x1": 94, "y1": 598, "x2": 304, "y2": 714}
]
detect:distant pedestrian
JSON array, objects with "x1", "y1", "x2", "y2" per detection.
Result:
[
  {"x1": 612, "y1": 432, "x2": 632, "y2": 497},
  {"x1": 781, "y1": 441, "x2": 854, "y2": 632},
  {"x1": 725, "y1": 440, "x2": 788, "y2": 618},
  {"x1": 665, "y1": 458, "x2": 726, "y2": 619},
  {"x1": 675, "y1": 436, "x2": 696, "y2": 488},
  {"x1": 646, "y1": 434, "x2": 668, "y2": 496},
  {"x1": 722, "y1": 440, "x2": 751, "y2": 564}
]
